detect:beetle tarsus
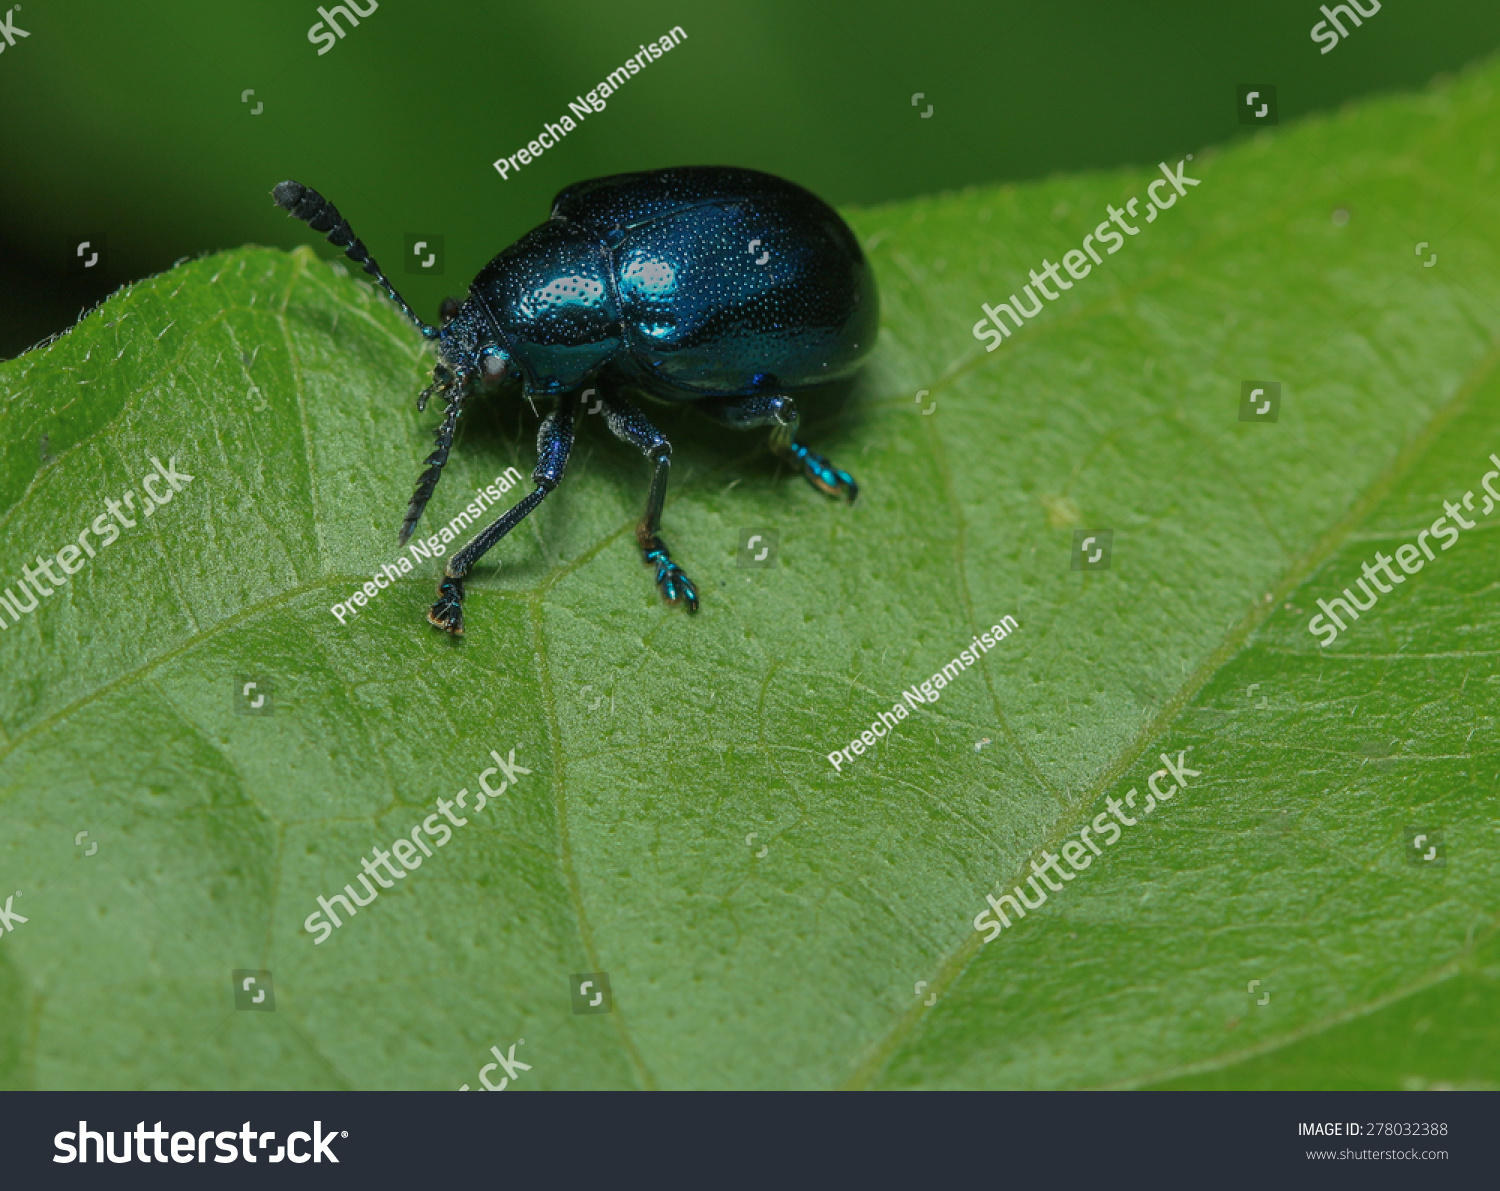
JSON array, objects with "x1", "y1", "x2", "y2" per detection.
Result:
[
  {"x1": 790, "y1": 444, "x2": 859, "y2": 501},
  {"x1": 427, "y1": 576, "x2": 466, "y2": 635},
  {"x1": 765, "y1": 395, "x2": 859, "y2": 501},
  {"x1": 643, "y1": 540, "x2": 699, "y2": 613}
]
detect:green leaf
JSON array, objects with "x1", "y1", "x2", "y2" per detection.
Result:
[{"x1": 3, "y1": 59, "x2": 1500, "y2": 1090}]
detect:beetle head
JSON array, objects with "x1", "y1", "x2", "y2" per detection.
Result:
[{"x1": 428, "y1": 298, "x2": 515, "y2": 401}]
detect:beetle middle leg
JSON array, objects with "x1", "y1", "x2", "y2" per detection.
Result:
[
  {"x1": 427, "y1": 394, "x2": 578, "y2": 635},
  {"x1": 699, "y1": 394, "x2": 858, "y2": 500},
  {"x1": 599, "y1": 395, "x2": 698, "y2": 612}
]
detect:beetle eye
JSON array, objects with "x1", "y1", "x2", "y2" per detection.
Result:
[{"x1": 482, "y1": 350, "x2": 506, "y2": 378}]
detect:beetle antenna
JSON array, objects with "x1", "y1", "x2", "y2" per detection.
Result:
[
  {"x1": 272, "y1": 180, "x2": 439, "y2": 340},
  {"x1": 399, "y1": 386, "x2": 468, "y2": 544}
]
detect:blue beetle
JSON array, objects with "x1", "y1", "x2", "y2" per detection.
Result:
[{"x1": 273, "y1": 166, "x2": 877, "y2": 634}]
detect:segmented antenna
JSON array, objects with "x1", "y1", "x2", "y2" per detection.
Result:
[
  {"x1": 272, "y1": 180, "x2": 439, "y2": 340},
  {"x1": 399, "y1": 388, "x2": 468, "y2": 544}
]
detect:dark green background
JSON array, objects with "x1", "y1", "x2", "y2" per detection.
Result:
[{"x1": 2, "y1": 0, "x2": 1498, "y2": 357}]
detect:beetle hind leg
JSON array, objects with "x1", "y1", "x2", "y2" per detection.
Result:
[
  {"x1": 701, "y1": 394, "x2": 858, "y2": 500},
  {"x1": 600, "y1": 396, "x2": 699, "y2": 613}
]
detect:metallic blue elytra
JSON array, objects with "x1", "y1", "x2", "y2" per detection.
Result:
[{"x1": 272, "y1": 167, "x2": 878, "y2": 635}]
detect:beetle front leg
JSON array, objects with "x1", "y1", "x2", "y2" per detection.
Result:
[
  {"x1": 428, "y1": 395, "x2": 577, "y2": 635},
  {"x1": 599, "y1": 396, "x2": 698, "y2": 613},
  {"x1": 699, "y1": 394, "x2": 858, "y2": 501},
  {"x1": 400, "y1": 381, "x2": 468, "y2": 546}
]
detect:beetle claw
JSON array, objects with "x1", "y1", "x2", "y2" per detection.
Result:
[
  {"x1": 427, "y1": 577, "x2": 466, "y2": 635},
  {"x1": 645, "y1": 548, "x2": 699, "y2": 613},
  {"x1": 801, "y1": 452, "x2": 859, "y2": 501}
]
